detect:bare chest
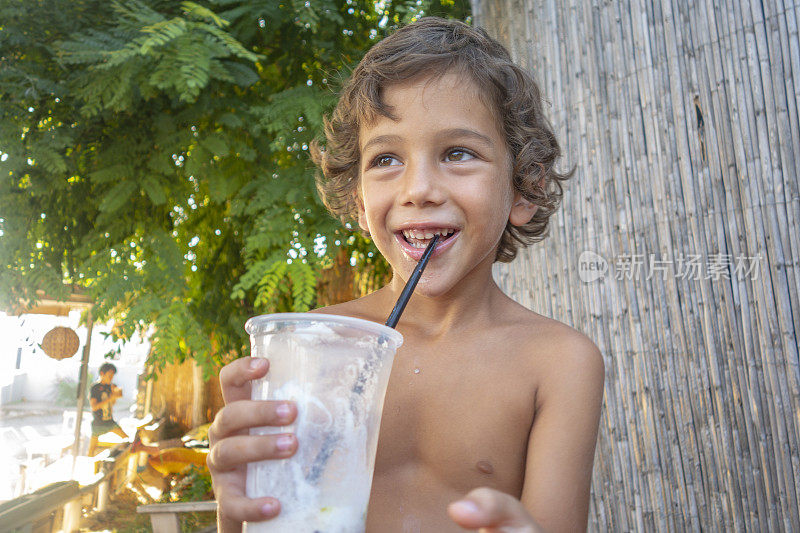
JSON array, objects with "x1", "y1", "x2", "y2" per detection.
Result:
[{"x1": 367, "y1": 336, "x2": 537, "y2": 529}]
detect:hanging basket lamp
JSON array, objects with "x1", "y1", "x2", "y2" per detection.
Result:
[{"x1": 41, "y1": 326, "x2": 81, "y2": 360}]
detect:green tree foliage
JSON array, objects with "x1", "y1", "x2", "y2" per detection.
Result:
[{"x1": 0, "y1": 0, "x2": 470, "y2": 372}]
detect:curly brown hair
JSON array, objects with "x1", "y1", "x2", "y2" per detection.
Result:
[{"x1": 311, "y1": 17, "x2": 574, "y2": 263}]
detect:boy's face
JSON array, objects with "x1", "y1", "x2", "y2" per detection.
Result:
[{"x1": 356, "y1": 71, "x2": 536, "y2": 295}]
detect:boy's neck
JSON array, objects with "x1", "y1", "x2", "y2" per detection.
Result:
[{"x1": 382, "y1": 266, "x2": 505, "y2": 338}]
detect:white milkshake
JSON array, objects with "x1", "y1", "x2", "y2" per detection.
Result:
[{"x1": 244, "y1": 314, "x2": 402, "y2": 533}]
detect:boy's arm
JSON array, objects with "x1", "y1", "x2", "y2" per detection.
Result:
[
  {"x1": 519, "y1": 332, "x2": 605, "y2": 531},
  {"x1": 448, "y1": 331, "x2": 604, "y2": 532},
  {"x1": 89, "y1": 385, "x2": 102, "y2": 411},
  {"x1": 89, "y1": 385, "x2": 120, "y2": 411}
]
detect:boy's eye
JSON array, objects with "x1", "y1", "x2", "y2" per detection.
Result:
[
  {"x1": 373, "y1": 155, "x2": 400, "y2": 167},
  {"x1": 445, "y1": 149, "x2": 475, "y2": 162}
]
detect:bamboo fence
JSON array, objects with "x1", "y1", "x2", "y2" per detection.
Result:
[
  {"x1": 475, "y1": 0, "x2": 800, "y2": 529},
  {"x1": 146, "y1": 359, "x2": 223, "y2": 433}
]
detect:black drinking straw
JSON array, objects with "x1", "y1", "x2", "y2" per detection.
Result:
[
  {"x1": 306, "y1": 235, "x2": 440, "y2": 483},
  {"x1": 385, "y1": 234, "x2": 440, "y2": 328}
]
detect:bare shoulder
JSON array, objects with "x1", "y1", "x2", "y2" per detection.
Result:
[
  {"x1": 535, "y1": 317, "x2": 604, "y2": 376},
  {"x1": 499, "y1": 298, "x2": 605, "y2": 392},
  {"x1": 310, "y1": 291, "x2": 386, "y2": 324}
]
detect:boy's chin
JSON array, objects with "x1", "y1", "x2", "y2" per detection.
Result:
[{"x1": 392, "y1": 271, "x2": 454, "y2": 299}]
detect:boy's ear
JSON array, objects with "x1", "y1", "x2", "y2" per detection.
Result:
[
  {"x1": 355, "y1": 194, "x2": 370, "y2": 234},
  {"x1": 508, "y1": 192, "x2": 538, "y2": 226}
]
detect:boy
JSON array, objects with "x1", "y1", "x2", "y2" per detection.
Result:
[
  {"x1": 88, "y1": 362, "x2": 127, "y2": 456},
  {"x1": 208, "y1": 17, "x2": 604, "y2": 532}
]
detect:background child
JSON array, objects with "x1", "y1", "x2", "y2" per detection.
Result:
[
  {"x1": 88, "y1": 362, "x2": 127, "y2": 456},
  {"x1": 208, "y1": 17, "x2": 604, "y2": 532}
]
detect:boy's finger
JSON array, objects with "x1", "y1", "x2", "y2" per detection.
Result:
[
  {"x1": 217, "y1": 492, "x2": 281, "y2": 532},
  {"x1": 220, "y1": 357, "x2": 269, "y2": 404},
  {"x1": 208, "y1": 401, "x2": 297, "y2": 443},
  {"x1": 447, "y1": 487, "x2": 540, "y2": 531},
  {"x1": 207, "y1": 434, "x2": 297, "y2": 472}
]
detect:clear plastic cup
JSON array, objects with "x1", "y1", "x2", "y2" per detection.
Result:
[{"x1": 243, "y1": 313, "x2": 403, "y2": 533}]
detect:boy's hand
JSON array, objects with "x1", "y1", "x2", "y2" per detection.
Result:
[
  {"x1": 447, "y1": 488, "x2": 545, "y2": 533},
  {"x1": 207, "y1": 357, "x2": 299, "y2": 533}
]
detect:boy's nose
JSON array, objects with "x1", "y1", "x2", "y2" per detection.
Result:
[{"x1": 398, "y1": 159, "x2": 446, "y2": 207}]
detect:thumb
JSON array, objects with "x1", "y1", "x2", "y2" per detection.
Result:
[{"x1": 447, "y1": 488, "x2": 543, "y2": 533}]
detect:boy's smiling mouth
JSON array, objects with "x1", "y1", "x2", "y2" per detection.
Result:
[
  {"x1": 401, "y1": 228, "x2": 456, "y2": 247},
  {"x1": 393, "y1": 225, "x2": 460, "y2": 260}
]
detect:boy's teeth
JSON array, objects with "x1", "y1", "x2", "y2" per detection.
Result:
[
  {"x1": 401, "y1": 229, "x2": 453, "y2": 240},
  {"x1": 400, "y1": 228, "x2": 455, "y2": 248}
]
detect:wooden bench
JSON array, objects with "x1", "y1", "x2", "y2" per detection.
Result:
[{"x1": 136, "y1": 500, "x2": 217, "y2": 533}]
